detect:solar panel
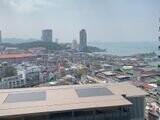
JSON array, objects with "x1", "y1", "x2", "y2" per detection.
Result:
[
  {"x1": 75, "y1": 87, "x2": 113, "y2": 97},
  {"x1": 4, "y1": 91, "x2": 46, "y2": 103}
]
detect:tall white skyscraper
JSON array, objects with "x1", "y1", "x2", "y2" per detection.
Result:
[
  {"x1": 0, "y1": 30, "x2": 2, "y2": 43},
  {"x1": 42, "y1": 29, "x2": 52, "y2": 42},
  {"x1": 158, "y1": 18, "x2": 160, "y2": 67},
  {"x1": 79, "y1": 29, "x2": 87, "y2": 52}
]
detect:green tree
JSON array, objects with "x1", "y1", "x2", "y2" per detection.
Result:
[{"x1": 1, "y1": 64, "x2": 17, "y2": 78}]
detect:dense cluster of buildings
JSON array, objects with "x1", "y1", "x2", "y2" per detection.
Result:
[
  {"x1": 0, "y1": 28, "x2": 159, "y2": 119},
  {"x1": 0, "y1": 64, "x2": 41, "y2": 89},
  {"x1": 0, "y1": 49, "x2": 159, "y2": 119}
]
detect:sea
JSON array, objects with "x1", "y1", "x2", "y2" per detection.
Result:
[{"x1": 89, "y1": 41, "x2": 159, "y2": 56}]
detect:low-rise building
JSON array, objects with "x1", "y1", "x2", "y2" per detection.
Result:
[
  {"x1": 0, "y1": 83, "x2": 147, "y2": 120},
  {"x1": 0, "y1": 53, "x2": 35, "y2": 63},
  {"x1": 0, "y1": 75, "x2": 25, "y2": 89},
  {"x1": 102, "y1": 64, "x2": 113, "y2": 71},
  {"x1": 147, "y1": 102, "x2": 160, "y2": 120},
  {"x1": 148, "y1": 111, "x2": 160, "y2": 120},
  {"x1": 18, "y1": 66, "x2": 41, "y2": 87}
]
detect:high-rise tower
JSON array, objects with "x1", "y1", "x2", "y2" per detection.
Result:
[
  {"x1": 79, "y1": 29, "x2": 87, "y2": 52},
  {"x1": 158, "y1": 18, "x2": 160, "y2": 68},
  {"x1": 42, "y1": 29, "x2": 52, "y2": 42},
  {"x1": 0, "y1": 30, "x2": 2, "y2": 43},
  {"x1": 158, "y1": 18, "x2": 160, "y2": 59}
]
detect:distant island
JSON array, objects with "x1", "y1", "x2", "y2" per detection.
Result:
[{"x1": 1, "y1": 40, "x2": 105, "y2": 53}]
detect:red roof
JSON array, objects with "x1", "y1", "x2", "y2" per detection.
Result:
[
  {"x1": 0, "y1": 53, "x2": 34, "y2": 59},
  {"x1": 142, "y1": 83, "x2": 154, "y2": 90}
]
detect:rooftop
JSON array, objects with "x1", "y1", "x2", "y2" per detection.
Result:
[
  {"x1": 0, "y1": 82, "x2": 147, "y2": 117},
  {"x1": 0, "y1": 53, "x2": 34, "y2": 59}
]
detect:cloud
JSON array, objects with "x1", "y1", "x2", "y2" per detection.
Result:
[
  {"x1": 7, "y1": 0, "x2": 54, "y2": 13},
  {"x1": 0, "y1": 0, "x2": 159, "y2": 42}
]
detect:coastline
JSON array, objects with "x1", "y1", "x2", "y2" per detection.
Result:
[{"x1": 89, "y1": 41, "x2": 158, "y2": 56}]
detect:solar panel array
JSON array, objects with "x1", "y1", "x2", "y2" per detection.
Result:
[
  {"x1": 4, "y1": 91, "x2": 46, "y2": 103},
  {"x1": 75, "y1": 87, "x2": 113, "y2": 97}
]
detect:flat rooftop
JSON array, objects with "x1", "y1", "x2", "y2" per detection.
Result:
[{"x1": 0, "y1": 82, "x2": 147, "y2": 117}]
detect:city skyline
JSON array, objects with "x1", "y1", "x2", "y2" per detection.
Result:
[{"x1": 0, "y1": 0, "x2": 160, "y2": 43}]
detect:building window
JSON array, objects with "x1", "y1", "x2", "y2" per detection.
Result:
[
  {"x1": 49, "y1": 112, "x2": 72, "y2": 119},
  {"x1": 13, "y1": 81, "x2": 16, "y2": 87},
  {"x1": 74, "y1": 110, "x2": 93, "y2": 117},
  {"x1": 16, "y1": 81, "x2": 20, "y2": 86},
  {"x1": 9, "y1": 82, "x2": 12, "y2": 88},
  {"x1": 21, "y1": 80, "x2": 24, "y2": 85}
]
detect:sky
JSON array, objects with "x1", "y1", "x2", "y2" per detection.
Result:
[{"x1": 0, "y1": 0, "x2": 160, "y2": 43}]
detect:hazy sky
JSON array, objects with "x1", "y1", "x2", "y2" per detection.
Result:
[{"x1": 0, "y1": 0, "x2": 160, "y2": 43}]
